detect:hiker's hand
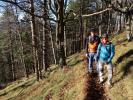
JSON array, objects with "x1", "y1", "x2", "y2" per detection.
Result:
[
  {"x1": 106, "y1": 61, "x2": 110, "y2": 64},
  {"x1": 85, "y1": 53, "x2": 88, "y2": 57},
  {"x1": 95, "y1": 56, "x2": 99, "y2": 62},
  {"x1": 106, "y1": 59, "x2": 111, "y2": 64}
]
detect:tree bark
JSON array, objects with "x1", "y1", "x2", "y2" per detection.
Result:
[
  {"x1": 49, "y1": 26, "x2": 57, "y2": 65},
  {"x1": 107, "y1": 10, "x2": 111, "y2": 33},
  {"x1": 56, "y1": 0, "x2": 66, "y2": 68},
  {"x1": 64, "y1": 26, "x2": 67, "y2": 57},
  {"x1": 126, "y1": 15, "x2": 132, "y2": 41},
  {"x1": 99, "y1": 1, "x2": 103, "y2": 36},
  {"x1": 83, "y1": 19, "x2": 87, "y2": 49},
  {"x1": 9, "y1": 27, "x2": 16, "y2": 81},
  {"x1": 30, "y1": 0, "x2": 40, "y2": 81},
  {"x1": 14, "y1": 7, "x2": 29, "y2": 78},
  {"x1": 42, "y1": 0, "x2": 49, "y2": 72},
  {"x1": 79, "y1": 0, "x2": 83, "y2": 50}
]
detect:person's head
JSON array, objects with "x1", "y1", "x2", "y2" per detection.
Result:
[
  {"x1": 101, "y1": 33, "x2": 109, "y2": 45},
  {"x1": 90, "y1": 28, "x2": 96, "y2": 37}
]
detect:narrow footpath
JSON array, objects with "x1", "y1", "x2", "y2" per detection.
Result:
[{"x1": 84, "y1": 61, "x2": 107, "y2": 100}]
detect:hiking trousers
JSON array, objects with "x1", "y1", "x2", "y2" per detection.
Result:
[
  {"x1": 87, "y1": 52, "x2": 98, "y2": 73},
  {"x1": 98, "y1": 61, "x2": 113, "y2": 84}
]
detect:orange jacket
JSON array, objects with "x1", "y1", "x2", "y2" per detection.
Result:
[{"x1": 88, "y1": 42, "x2": 98, "y2": 53}]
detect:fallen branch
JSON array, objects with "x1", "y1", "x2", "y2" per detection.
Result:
[
  {"x1": 82, "y1": 8, "x2": 111, "y2": 17},
  {"x1": 0, "y1": 77, "x2": 36, "y2": 96}
]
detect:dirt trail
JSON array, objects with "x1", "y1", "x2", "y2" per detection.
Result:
[{"x1": 84, "y1": 61, "x2": 107, "y2": 100}]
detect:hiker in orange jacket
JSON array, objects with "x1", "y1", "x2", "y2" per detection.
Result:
[{"x1": 85, "y1": 28, "x2": 100, "y2": 73}]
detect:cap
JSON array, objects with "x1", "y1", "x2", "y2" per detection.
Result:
[{"x1": 90, "y1": 28, "x2": 96, "y2": 33}]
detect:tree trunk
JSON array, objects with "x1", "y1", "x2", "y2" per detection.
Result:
[
  {"x1": 42, "y1": 0, "x2": 49, "y2": 73},
  {"x1": 14, "y1": 7, "x2": 29, "y2": 78},
  {"x1": 42, "y1": 19, "x2": 49, "y2": 71},
  {"x1": 116, "y1": 13, "x2": 122, "y2": 34},
  {"x1": 126, "y1": 15, "x2": 132, "y2": 41},
  {"x1": 83, "y1": 19, "x2": 87, "y2": 49},
  {"x1": 49, "y1": 25, "x2": 57, "y2": 64},
  {"x1": 107, "y1": 10, "x2": 111, "y2": 33},
  {"x1": 56, "y1": 0, "x2": 66, "y2": 68},
  {"x1": 18, "y1": 32, "x2": 28, "y2": 78},
  {"x1": 64, "y1": 26, "x2": 67, "y2": 57},
  {"x1": 99, "y1": 1, "x2": 103, "y2": 36},
  {"x1": 9, "y1": 28, "x2": 16, "y2": 81},
  {"x1": 74, "y1": 25, "x2": 77, "y2": 53},
  {"x1": 79, "y1": 0, "x2": 83, "y2": 50},
  {"x1": 30, "y1": 0, "x2": 40, "y2": 81}
]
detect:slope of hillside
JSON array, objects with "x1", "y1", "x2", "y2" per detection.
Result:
[
  {"x1": 0, "y1": 52, "x2": 87, "y2": 100},
  {"x1": 107, "y1": 33, "x2": 133, "y2": 100},
  {"x1": 0, "y1": 33, "x2": 132, "y2": 100}
]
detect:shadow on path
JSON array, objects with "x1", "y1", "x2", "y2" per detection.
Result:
[
  {"x1": 113, "y1": 50, "x2": 133, "y2": 84},
  {"x1": 84, "y1": 60, "x2": 107, "y2": 100},
  {"x1": 115, "y1": 50, "x2": 133, "y2": 65},
  {"x1": 114, "y1": 60, "x2": 133, "y2": 84},
  {"x1": 84, "y1": 72, "x2": 107, "y2": 100}
]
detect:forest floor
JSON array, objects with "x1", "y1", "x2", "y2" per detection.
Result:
[{"x1": 0, "y1": 32, "x2": 133, "y2": 100}]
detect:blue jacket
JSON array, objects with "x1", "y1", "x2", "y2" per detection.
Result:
[{"x1": 96, "y1": 42, "x2": 115, "y2": 63}]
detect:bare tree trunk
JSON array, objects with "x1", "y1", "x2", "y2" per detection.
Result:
[
  {"x1": 14, "y1": 7, "x2": 29, "y2": 78},
  {"x1": 74, "y1": 25, "x2": 77, "y2": 53},
  {"x1": 72, "y1": 30, "x2": 75, "y2": 54},
  {"x1": 83, "y1": 19, "x2": 87, "y2": 48},
  {"x1": 30, "y1": 0, "x2": 40, "y2": 81},
  {"x1": 120, "y1": 13, "x2": 122, "y2": 31},
  {"x1": 42, "y1": 19, "x2": 46, "y2": 70},
  {"x1": 99, "y1": 1, "x2": 103, "y2": 36},
  {"x1": 107, "y1": 10, "x2": 111, "y2": 33},
  {"x1": 64, "y1": 26, "x2": 67, "y2": 57},
  {"x1": 79, "y1": 0, "x2": 83, "y2": 50},
  {"x1": 37, "y1": 20, "x2": 43, "y2": 79},
  {"x1": 46, "y1": 3, "x2": 57, "y2": 65},
  {"x1": 9, "y1": 28, "x2": 16, "y2": 81},
  {"x1": 56, "y1": 0, "x2": 66, "y2": 68},
  {"x1": 116, "y1": 13, "x2": 122, "y2": 34},
  {"x1": 42, "y1": 19, "x2": 49, "y2": 71},
  {"x1": 126, "y1": 15, "x2": 132, "y2": 41},
  {"x1": 18, "y1": 32, "x2": 29, "y2": 78},
  {"x1": 42, "y1": 0, "x2": 49, "y2": 73},
  {"x1": 49, "y1": 26, "x2": 57, "y2": 64}
]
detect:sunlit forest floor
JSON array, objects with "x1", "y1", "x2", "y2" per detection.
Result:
[{"x1": 0, "y1": 32, "x2": 133, "y2": 100}]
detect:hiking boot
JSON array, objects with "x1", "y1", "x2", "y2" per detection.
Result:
[
  {"x1": 99, "y1": 80, "x2": 104, "y2": 84},
  {"x1": 88, "y1": 71, "x2": 92, "y2": 76},
  {"x1": 107, "y1": 82, "x2": 112, "y2": 88},
  {"x1": 99, "y1": 77, "x2": 104, "y2": 84},
  {"x1": 86, "y1": 71, "x2": 91, "y2": 75},
  {"x1": 87, "y1": 69, "x2": 92, "y2": 74}
]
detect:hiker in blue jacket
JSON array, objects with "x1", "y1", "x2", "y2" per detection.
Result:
[{"x1": 96, "y1": 34, "x2": 115, "y2": 86}]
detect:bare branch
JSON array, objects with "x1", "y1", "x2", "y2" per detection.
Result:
[
  {"x1": 0, "y1": 0, "x2": 57, "y2": 22},
  {"x1": 102, "y1": 0, "x2": 133, "y2": 14},
  {"x1": 82, "y1": 8, "x2": 111, "y2": 17}
]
